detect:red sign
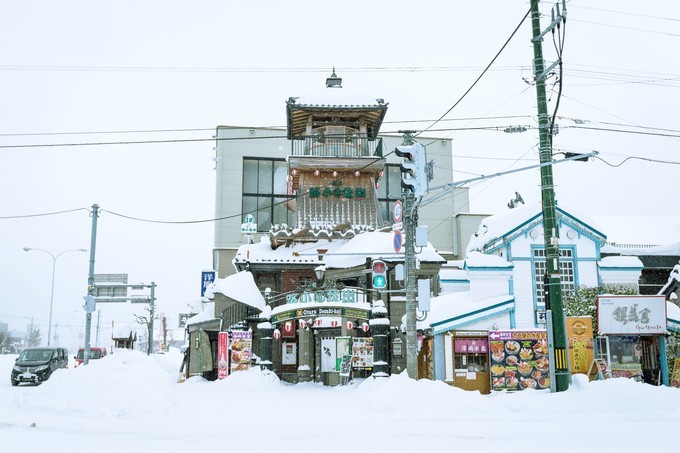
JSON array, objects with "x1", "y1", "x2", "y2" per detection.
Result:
[
  {"x1": 454, "y1": 338, "x2": 488, "y2": 354},
  {"x1": 217, "y1": 332, "x2": 229, "y2": 380}
]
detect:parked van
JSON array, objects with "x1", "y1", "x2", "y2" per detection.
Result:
[
  {"x1": 11, "y1": 347, "x2": 68, "y2": 386},
  {"x1": 74, "y1": 347, "x2": 107, "y2": 367}
]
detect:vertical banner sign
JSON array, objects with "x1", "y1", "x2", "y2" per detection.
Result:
[
  {"x1": 566, "y1": 317, "x2": 594, "y2": 375},
  {"x1": 217, "y1": 332, "x2": 229, "y2": 380},
  {"x1": 489, "y1": 330, "x2": 549, "y2": 391},
  {"x1": 201, "y1": 271, "x2": 216, "y2": 297},
  {"x1": 335, "y1": 337, "x2": 351, "y2": 371},
  {"x1": 230, "y1": 331, "x2": 252, "y2": 373},
  {"x1": 670, "y1": 358, "x2": 680, "y2": 388}
]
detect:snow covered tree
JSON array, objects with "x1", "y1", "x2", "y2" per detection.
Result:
[
  {"x1": 563, "y1": 284, "x2": 637, "y2": 338},
  {"x1": 26, "y1": 324, "x2": 42, "y2": 348}
]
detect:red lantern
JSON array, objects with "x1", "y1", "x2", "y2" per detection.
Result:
[
  {"x1": 332, "y1": 170, "x2": 338, "y2": 178},
  {"x1": 354, "y1": 170, "x2": 360, "y2": 177},
  {"x1": 330, "y1": 319, "x2": 338, "y2": 328},
  {"x1": 314, "y1": 169, "x2": 320, "y2": 177},
  {"x1": 361, "y1": 322, "x2": 370, "y2": 332},
  {"x1": 375, "y1": 182, "x2": 380, "y2": 190},
  {"x1": 291, "y1": 169, "x2": 297, "y2": 176},
  {"x1": 273, "y1": 329, "x2": 281, "y2": 340},
  {"x1": 315, "y1": 318, "x2": 322, "y2": 327},
  {"x1": 379, "y1": 170, "x2": 384, "y2": 178},
  {"x1": 345, "y1": 321, "x2": 354, "y2": 330},
  {"x1": 299, "y1": 319, "x2": 307, "y2": 328}
]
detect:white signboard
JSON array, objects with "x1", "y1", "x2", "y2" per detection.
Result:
[{"x1": 597, "y1": 295, "x2": 667, "y2": 335}]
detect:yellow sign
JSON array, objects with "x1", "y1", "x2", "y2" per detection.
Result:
[
  {"x1": 566, "y1": 317, "x2": 594, "y2": 375},
  {"x1": 670, "y1": 358, "x2": 680, "y2": 388}
]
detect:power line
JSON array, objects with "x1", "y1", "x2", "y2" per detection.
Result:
[
  {"x1": 0, "y1": 207, "x2": 89, "y2": 220},
  {"x1": 417, "y1": 7, "x2": 532, "y2": 137},
  {"x1": 568, "y1": 18, "x2": 680, "y2": 38},
  {"x1": 0, "y1": 64, "x2": 527, "y2": 74},
  {"x1": 570, "y1": 5, "x2": 680, "y2": 23}
]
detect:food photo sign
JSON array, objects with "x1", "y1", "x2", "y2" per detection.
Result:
[
  {"x1": 489, "y1": 330, "x2": 550, "y2": 391},
  {"x1": 230, "y1": 331, "x2": 253, "y2": 373}
]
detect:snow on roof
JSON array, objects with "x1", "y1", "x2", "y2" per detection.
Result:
[
  {"x1": 668, "y1": 301, "x2": 680, "y2": 323},
  {"x1": 420, "y1": 291, "x2": 514, "y2": 333},
  {"x1": 235, "y1": 232, "x2": 444, "y2": 270},
  {"x1": 214, "y1": 271, "x2": 266, "y2": 312},
  {"x1": 292, "y1": 86, "x2": 385, "y2": 109},
  {"x1": 598, "y1": 256, "x2": 644, "y2": 269},
  {"x1": 323, "y1": 231, "x2": 445, "y2": 269},
  {"x1": 466, "y1": 202, "x2": 604, "y2": 253},
  {"x1": 619, "y1": 242, "x2": 680, "y2": 256},
  {"x1": 465, "y1": 251, "x2": 513, "y2": 268},
  {"x1": 233, "y1": 237, "x2": 345, "y2": 265},
  {"x1": 186, "y1": 302, "x2": 217, "y2": 326},
  {"x1": 112, "y1": 322, "x2": 139, "y2": 339}
]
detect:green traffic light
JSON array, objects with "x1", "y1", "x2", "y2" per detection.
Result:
[{"x1": 373, "y1": 275, "x2": 386, "y2": 288}]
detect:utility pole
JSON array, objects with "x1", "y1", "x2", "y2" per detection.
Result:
[
  {"x1": 397, "y1": 131, "x2": 418, "y2": 379},
  {"x1": 84, "y1": 203, "x2": 99, "y2": 366},
  {"x1": 530, "y1": 0, "x2": 570, "y2": 391}
]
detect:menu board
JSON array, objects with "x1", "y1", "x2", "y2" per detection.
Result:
[
  {"x1": 352, "y1": 337, "x2": 374, "y2": 370},
  {"x1": 230, "y1": 331, "x2": 252, "y2": 373},
  {"x1": 489, "y1": 330, "x2": 550, "y2": 391}
]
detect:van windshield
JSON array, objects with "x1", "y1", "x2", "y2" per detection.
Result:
[{"x1": 19, "y1": 349, "x2": 53, "y2": 362}]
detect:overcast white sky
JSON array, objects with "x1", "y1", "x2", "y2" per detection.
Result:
[{"x1": 1, "y1": 1, "x2": 678, "y2": 347}]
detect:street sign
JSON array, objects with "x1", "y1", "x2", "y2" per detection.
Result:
[
  {"x1": 392, "y1": 221, "x2": 403, "y2": 231},
  {"x1": 393, "y1": 230, "x2": 403, "y2": 252},
  {"x1": 241, "y1": 214, "x2": 257, "y2": 234},
  {"x1": 392, "y1": 200, "x2": 403, "y2": 222},
  {"x1": 201, "y1": 270, "x2": 216, "y2": 297},
  {"x1": 178, "y1": 313, "x2": 192, "y2": 328}
]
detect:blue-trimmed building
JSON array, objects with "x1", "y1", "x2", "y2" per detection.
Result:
[{"x1": 423, "y1": 203, "x2": 649, "y2": 392}]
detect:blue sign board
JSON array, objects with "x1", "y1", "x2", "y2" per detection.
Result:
[
  {"x1": 201, "y1": 271, "x2": 216, "y2": 297},
  {"x1": 393, "y1": 230, "x2": 403, "y2": 252}
]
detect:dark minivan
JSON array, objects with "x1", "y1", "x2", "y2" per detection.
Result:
[{"x1": 11, "y1": 347, "x2": 69, "y2": 386}]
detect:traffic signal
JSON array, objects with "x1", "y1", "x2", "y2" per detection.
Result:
[
  {"x1": 394, "y1": 143, "x2": 429, "y2": 198},
  {"x1": 372, "y1": 259, "x2": 387, "y2": 289}
]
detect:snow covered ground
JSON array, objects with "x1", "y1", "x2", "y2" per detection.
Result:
[{"x1": 2, "y1": 350, "x2": 679, "y2": 452}]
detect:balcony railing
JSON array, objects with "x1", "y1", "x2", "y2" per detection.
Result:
[{"x1": 291, "y1": 135, "x2": 383, "y2": 158}]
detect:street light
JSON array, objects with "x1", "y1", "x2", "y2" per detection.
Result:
[{"x1": 23, "y1": 247, "x2": 87, "y2": 346}]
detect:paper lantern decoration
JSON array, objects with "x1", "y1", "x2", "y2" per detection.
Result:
[
  {"x1": 361, "y1": 322, "x2": 370, "y2": 332},
  {"x1": 354, "y1": 171, "x2": 360, "y2": 177},
  {"x1": 330, "y1": 319, "x2": 338, "y2": 328},
  {"x1": 299, "y1": 319, "x2": 307, "y2": 328},
  {"x1": 273, "y1": 329, "x2": 281, "y2": 340},
  {"x1": 345, "y1": 321, "x2": 354, "y2": 330},
  {"x1": 332, "y1": 171, "x2": 338, "y2": 178},
  {"x1": 314, "y1": 169, "x2": 320, "y2": 176}
]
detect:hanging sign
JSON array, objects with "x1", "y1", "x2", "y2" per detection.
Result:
[{"x1": 566, "y1": 317, "x2": 594, "y2": 375}]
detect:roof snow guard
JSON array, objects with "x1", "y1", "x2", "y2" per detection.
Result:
[{"x1": 286, "y1": 71, "x2": 388, "y2": 139}]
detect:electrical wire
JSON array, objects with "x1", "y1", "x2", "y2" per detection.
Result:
[
  {"x1": 0, "y1": 207, "x2": 90, "y2": 220},
  {"x1": 416, "y1": 7, "x2": 532, "y2": 137}
]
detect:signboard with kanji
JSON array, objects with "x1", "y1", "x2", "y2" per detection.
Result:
[{"x1": 597, "y1": 295, "x2": 666, "y2": 335}]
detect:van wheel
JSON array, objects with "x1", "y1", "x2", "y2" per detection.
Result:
[{"x1": 11, "y1": 379, "x2": 18, "y2": 386}]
